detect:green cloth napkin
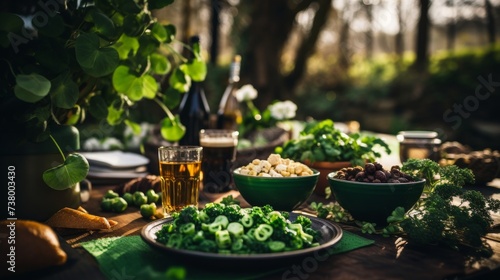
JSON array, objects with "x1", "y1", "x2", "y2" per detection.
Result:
[{"x1": 81, "y1": 231, "x2": 374, "y2": 280}]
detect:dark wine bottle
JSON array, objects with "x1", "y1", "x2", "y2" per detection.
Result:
[
  {"x1": 178, "y1": 36, "x2": 210, "y2": 146},
  {"x1": 216, "y1": 55, "x2": 242, "y2": 131}
]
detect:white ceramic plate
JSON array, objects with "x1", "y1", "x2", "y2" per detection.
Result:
[{"x1": 81, "y1": 151, "x2": 150, "y2": 169}]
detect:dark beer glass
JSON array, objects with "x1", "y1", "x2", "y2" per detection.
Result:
[{"x1": 199, "y1": 129, "x2": 239, "y2": 193}]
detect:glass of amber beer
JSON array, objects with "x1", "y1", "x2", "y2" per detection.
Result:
[
  {"x1": 158, "y1": 146, "x2": 203, "y2": 217},
  {"x1": 199, "y1": 129, "x2": 239, "y2": 193}
]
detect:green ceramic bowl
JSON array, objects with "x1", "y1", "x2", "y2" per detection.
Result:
[
  {"x1": 327, "y1": 172, "x2": 425, "y2": 225},
  {"x1": 233, "y1": 168, "x2": 319, "y2": 211}
]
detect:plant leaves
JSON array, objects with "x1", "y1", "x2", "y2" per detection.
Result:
[
  {"x1": 88, "y1": 95, "x2": 108, "y2": 119},
  {"x1": 150, "y1": 53, "x2": 170, "y2": 74},
  {"x1": 163, "y1": 24, "x2": 176, "y2": 43},
  {"x1": 91, "y1": 11, "x2": 116, "y2": 39},
  {"x1": 125, "y1": 119, "x2": 141, "y2": 135},
  {"x1": 160, "y1": 116, "x2": 185, "y2": 142},
  {"x1": 151, "y1": 22, "x2": 167, "y2": 42},
  {"x1": 65, "y1": 105, "x2": 82, "y2": 125},
  {"x1": 36, "y1": 14, "x2": 65, "y2": 38},
  {"x1": 149, "y1": 0, "x2": 175, "y2": 10},
  {"x1": 114, "y1": 34, "x2": 139, "y2": 60},
  {"x1": 123, "y1": 14, "x2": 147, "y2": 37},
  {"x1": 112, "y1": 65, "x2": 158, "y2": 101},
  {"x1": 75, "y1": 32, "x2": 119, "y2": 77},
  {"x1": 43, "y1": 153, "x2": 89, "y2": 190},
  {"x1": 0, "y1": 12, "x2": 24, "y2": 32},
  {"x1": 169, "y1": 68, "x2": 191, "y2": 93},
  {"x1": 163, "y1": 87, "x2": 182, "y2": 109},
  {"x1": 14, "y1": 74, "x2": 51, "y2": 103},
  {"x1": 185, "y1": 59, "x2": 207, "y2": 82},
  {"x1": 117, "y1": 0, "x2": 142, "y2": 14},
  {"x1": 107, "y1": 99, "x2": 125, "y2": 125},
  {"x1": 50, "y1": 73, "x2": 79, "y2": 109}
]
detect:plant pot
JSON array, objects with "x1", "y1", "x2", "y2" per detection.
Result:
[
  {"x1": 304, "y1": 161, "x2": 353, "y2": 196},
  {"x1": 0, "y1": 125, "x2": 82, "y2": 221}
]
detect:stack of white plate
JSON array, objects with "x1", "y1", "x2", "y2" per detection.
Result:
[{"x1": 81, "y1": 151, "x2": 150, "y2": 185}]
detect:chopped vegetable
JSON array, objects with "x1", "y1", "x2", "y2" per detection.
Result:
[
  {"x1": 155, "y1": 203, "x2": 320, "y2": 254},
  {"x1": 140, "y1": 202, "x2": 157, "y2": 218},
  {"x1": 104, "y1": 189, "x2": 120, "y2": 199},
  {"x1": 133, "y1": 191, "x2": 148, "y2": 207},
  {"x1": 146, "y1": 189, "x2": 160, "y2": 203},
  {"x1": 122, "y1": 192, "x2": 134, "y2": 205},
  {"x1": 111, "y1": 197, "x2": 128, "y2": 213}
]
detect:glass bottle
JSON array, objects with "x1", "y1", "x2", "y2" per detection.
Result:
[
  {"x1": 216, "y1": 55, "x2": 243, "y2": 131},
  {"x1": 178, "y1": 36, "x2": 210, "y2": 146}
]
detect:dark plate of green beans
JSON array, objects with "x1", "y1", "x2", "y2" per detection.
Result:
[{"x1": 141, "y1": 211, "x2": 343, "y2": 267}]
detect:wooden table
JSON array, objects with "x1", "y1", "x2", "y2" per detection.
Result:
[
  {"x1": 22, "y1": 132, "x2": 499, "y2": 279},
  {"x1": 54, "y1": 177, "x2": 500, "y2": 280}
]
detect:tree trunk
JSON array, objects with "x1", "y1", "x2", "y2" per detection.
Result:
[
  {"x1": 414, "y1": 0, "x2": 431, "y2": 71},
  {"x1": 446, "y1": 0, "x2": 456, "y2": 50},
  {"x1": 338, "y1": 13, "x2": 351, "y2": 70},
  {"x1": 209, "y1": 0, "x2": 221, "y2": 64},
  {"x1": 485, "y1": 0, "x2": 496, "y2": 44},
  {"x1": 284, "y1": 0, "x2": 332, "y2": 92},
  {"x1": 241, "y1": 0, "x2": 330, "y2": 109},
  {"x1": 395, "y1": 0, "x2": 404, "y2": 57},
  {"x1": 363, "y1": 2, "x2": 374, "y2": 59},
  {"x1": 181, "y1": 0, "x2": 192, "y2": 47}
]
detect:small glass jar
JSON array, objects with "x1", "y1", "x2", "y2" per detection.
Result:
[{"x1": 397, "y1": 131, "x2": 442, "y2": 163}]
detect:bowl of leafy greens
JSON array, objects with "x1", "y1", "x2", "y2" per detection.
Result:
[{"x1": 276, "y1": 119, "x2": 391, "y2": 195}]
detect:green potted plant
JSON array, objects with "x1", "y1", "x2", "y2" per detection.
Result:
[
  {"x1": 0, "y1": 0, "x2": 205, "y2": 220},
  {"x1": 275, "y1": 119, "x2": 391, "y2": 194}
]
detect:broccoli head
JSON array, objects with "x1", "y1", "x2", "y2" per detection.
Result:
[
  {"x1": 222, "y1": 204, "x2": 244, "y2": 222},
  {"x1": 175, "y1": 205, "x2": 200, "y2": 227},
  {"x1": 293, "y1": 215, "x2": 312, "y2": 229},
  {"x1": 202, "y1": 202, "x2": 226, "y2": 222}
]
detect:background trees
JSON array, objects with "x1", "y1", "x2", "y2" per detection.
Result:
[{"x1": 152, "y1": 0, "x2": 500, "y2": 149}]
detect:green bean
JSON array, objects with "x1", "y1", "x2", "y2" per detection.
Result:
[
  {"x1": 193, "y1": 231, "x2": 204, "y2": 243},
  {"x1": 227, "y1": 222, "x2": 244, "y2": 239},
  {"x1": 215, "y1": 230, "x2": 231, "y2": 249},
  {"x1": 208, "y1": 223, "x2": 222, "y2": 234},
  {"x1": 240, "y1": 214, "x2": 253, "y2": 228},
  {"x1": 231, "y1": 238, "x2": 244, "y2": 252},
  {"x1": 179, "y1": 223, "x2": 195, "y2": 235},
  {"x1": 268, "y1": 241, "x2": 285, "y2": 252},
  {"x1": 213, "y1": 215, "x2": 229, "y2": 229},
  {"x1": 104, "y1": 189, "x2": 119, "y2": 199},
  {"x1": 254, "y1": 224, "x2": 273, "y2": 241}
]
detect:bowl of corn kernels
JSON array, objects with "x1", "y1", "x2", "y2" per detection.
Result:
[{"x1": 233, "y1": 154, "x2": 319, "y2": 211}]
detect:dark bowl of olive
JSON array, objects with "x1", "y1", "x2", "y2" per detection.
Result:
[{"x1": 327, "y1": 163, "x2": 425, "y2": 225}]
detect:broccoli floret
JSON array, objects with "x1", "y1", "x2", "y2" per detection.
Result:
[
  {"x1": 304, "y1": 227, "x2": 321, "y2": 242},
  {"x1": 221, "y1": 204, "x2": 243, "y2": 222},
  {"x1": 267, "y1": 211, "x2": 288, "y2": 230},
  {"x1": 175, "y1": 205, "x2": 200, "y2": 227},
  {"x1": 293, "y1": 215, "x2": 312, "y2": 229},
  {"x1": 248, "y1": 206, "x2": 270, "y2": 225},
  {"x1": 202, "y1": 203, "x2": 226, "y2": 221},
  {"x1": 271, "y1": 226, "x2": 297, "y2": 247},
  {"x1": 155, "y1": 223, "x2": 176, "y2": 244},
  {"x1": 261, "y1": 205, "x2": 274, "y2": 216}
]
